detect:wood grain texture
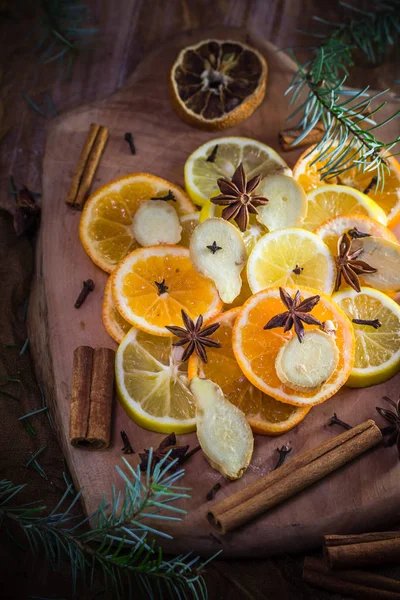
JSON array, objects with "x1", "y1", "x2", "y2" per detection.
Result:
[{"x1": 28, "y1": 26, "x2": 400, "y2": 558}]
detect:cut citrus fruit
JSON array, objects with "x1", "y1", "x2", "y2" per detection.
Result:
[
  {"x1": 170, "y1": 39, "x2": 267, "y2": 131},
  {"x1": 185, "y1": 137, "x2": 291, "y2": 206},
  {"x1": 116, "y1": 327, "x2": 196, "y2": 433},
  {"x1": 333, "y1": 287, "x2": 400, "y2": 388},
  {"x1": 102, "y1": 277, "x2": 131, "y2": 343},
  {"x1": 293, "y1": 144, "x2": 400, "y2": 227},
  {"x1": 315, "y1": 214, "x2": 398, "y2": 254},
  {"x1": 80, "y1": 174, "x2": 195, "y2": 273},
  {"x1": 188, "y1": 308, "x2": 310, "y2": 434},
  {"x1": 232, "y1": 286, "x2": 355, "y2": 406},
  {"x1": 247, "y1": 228, "x2": 336, "y2": 295},
  {"x1": 111, "y1": 245, "x2": 222, "y2": 336},
  {"x1": 179, "y1": 212, "x2": 200, "y2": 246},
  {"x1": 303, "y1": 184, "x2": 387, "y2": 231}
]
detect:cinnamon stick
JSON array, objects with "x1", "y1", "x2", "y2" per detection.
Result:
[
  {"x1": 324, "y1": 532, "x2": 400, "y2": 570},
  {"x1": 303, "y1": 557, "x2": 400, "y2": 599},
  {"x1": 207, "y1": 420, "x2": 382, "y2": 534},
  {"x1": 69, "y1": 346, "x2": 115, "y2": 449},
  {"x1": 279, "y1": 122, "x2": 325, "y2": 152},
  {"x1": 65, "y1": 123, "x2": 109, "y2": 210}
]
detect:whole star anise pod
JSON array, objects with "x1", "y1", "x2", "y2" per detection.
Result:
[
  {"x1": 335, "y1": 233, "x2": 377, "y2": 293},
  {"x1": 139, "y1": 433, "x2": 189, "y2": 473},
  {"x1": 376, "y1": 396, "x2": 400, "y2": 458},
  {"x1": 264, "y1": 288, "x2": 322, "y2": 343},
  {"x1": 165, "y1": 309, "x2": 221, "y2": 363},
  {"x1": 211, "y1": 162, "x2": 269, "y2": 232}
]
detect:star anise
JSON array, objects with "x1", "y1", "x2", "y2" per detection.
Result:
[
  {"x1": 211, "y1": 162, "x2": 269, "y2": 232},
  {"x1": 264, "y1": 288, "x2": 322, "y2": 343},
  {"x1": 139, "y1": 432, "x2": 189, "y2": 473},
  {"x1": 376, "y1": 396, "x2": 400, "y2": 458},
  {"x1": 165, "y1": 309, "x2": 221, "y2": 363},
  {"x1": 335, "y1": 233, "x2": 377, "y2": 293}
]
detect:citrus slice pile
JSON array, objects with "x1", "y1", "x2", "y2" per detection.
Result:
[
  {"x1": 247, "y1": 229, "x2": 336, "y2": 295},
  {"x1": 293, "y1": 144, "x2": 400, "y2": 227},
  {"x1": 111, "y1": 245, "x2": 222, "y2": 335},
  {"x1": 315, "y1": 214, "x2": 397, "y2": 254},
  {"x1": 333, "y1": 287, "x2": 400, "y2": 388},
  {"x1": 102, "y1": 277, "x2": 131, "y2": 343},
  {"x1": 184, "y1": 137, "x2": 291, "y2": 206},
  {"x1": 80, "y1": 174, "x2": 195, "y2": 272},
  {"x1": 188, "y1": 309, "x2": 310, "y2": 434},
  {"x1": 303, "y1": 185, "x2": 387, "y2": 231},
  {"x1": 170, "y1": 39, "x2": 267, "y2": 131},
  {"x1": 116, "y1": 328, "x2": 196, "y2": 433},
  {"x1": 232, "y1": 287, "x2": 355, "y2": 406}
]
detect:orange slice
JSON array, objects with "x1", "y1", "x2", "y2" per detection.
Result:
[
  {"x1": 170, "y1": 39, "x2": 267, "y2": 130},
  {"x1": 315, "y1": 214, "x2": 398, "y2": 254},
  {"x1": 102, "y1": 277, "x2": 131, "y2": 343},
  {"x1": 80, "y1": 174, "x2": 195, "y2": 273},
  {"x1": 232, "y1": 287, "x2": 355, "y2": 406},
  {"x1": 111, "y1": 245, "x2": 223, "y2": 336},
  {"x1": 188, "y1": 308, "x2": 310, "y2": 435},
  {"x1": 293, "y1": 144, "x2": 400, "y2": 227}
]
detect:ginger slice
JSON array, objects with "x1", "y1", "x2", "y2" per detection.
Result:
[
  {"x1": 276, "y1": 330, "x2": 339, "y2": 391},
  {"x1": 190, "y1": 377, "x2": 254, "y2": 480},
  {"x1": 132, "y1": 200, "x2": 182, "y2": 246},
  {"x1": 255, "y1": 174, "x2": 307, "y2": 231},
  {"x1": 189, "y1": 218, "x2": 247, "y2": 304}
]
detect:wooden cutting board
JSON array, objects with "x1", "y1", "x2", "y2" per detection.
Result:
[{"x1": 29, "y1": 27, "x2": 400, "y2": 558}]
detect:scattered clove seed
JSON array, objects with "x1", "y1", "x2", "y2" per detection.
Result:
[
  {"x1": 352, "y1": 318, "x2": 381, "y2": 329},
  {"x1": 206, "y1": 144, "x2": 219, "y2": 163},
  {"x1": 328, "y1": 413, "x2": 352, "y2": 431},
  {"x1": 151, "y1": 190, "x2": 176, "y2": 202},
  {"x1": 74, "y1": 279, "x2": 95, "y2": 308},
  {"x1": 206, "y1": 241, "x2": 222, "y2": 254},
  {"x1": 206, "y1": 482, "x2": 221, "y2": 501},
  {"x1": 120, "y1": 430, "x2": 134, "y2": 454},
  {"x1": 273, "y1": 444, "x2": 292, "y2": 470},
  {"x1": 347, "y1": 227, "x2": 371, "y2": 239},
  {"x1": 292, "y1": 264, "x2": 303, "y2": 275},
  {"x1": 124, "y1": 132, "x2": 136, "y2": 155},
  {"x1": 362, "y1": 176, "x2": 377, "y2": 196}
]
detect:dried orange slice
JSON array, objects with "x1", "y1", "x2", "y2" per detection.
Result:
[
  {"x1": 111, "y1": 245, "x2": 222, "y2": 336},
  {"x1": 80, "y1": 174, "x2": 195, "y2": 273},
  {"x1": 293, "y1": 144, "x2": 400, "y2": 228},
  {"x1": 188, "y1": 308, "x2": 310, "y2": 434},
  {"x1": 170, "y1": 39, "x2": 267, "y2": 130},
  {"x1": 232, "y1": 287, "x2": 355, "y2": 406},
  {"x1": 102, "y1": 277, "x2": 131, "y2": 343}
]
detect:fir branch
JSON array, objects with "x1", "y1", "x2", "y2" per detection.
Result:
[
  {"x1": 286, "y1": 1, "x2": 400, "y2": 184},
  {"x1": 0, "y1": 453, "x2": 217, "y2": 599}
]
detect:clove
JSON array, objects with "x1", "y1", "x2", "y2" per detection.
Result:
[
  {"x1": 328, "y1": 413, "x2": 352, "y2": 431},
  {"x1": 273, "y1": 444, "x2": 292, "y2": 470},
  {"x1": 74, "y1": 279, "x2": 95, "y2": 308}
]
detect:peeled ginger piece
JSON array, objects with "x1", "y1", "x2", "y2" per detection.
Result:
[
  {"x1": 190, "y1": 377, "x2": 253, "y2": 480},
  {"x1": 132, "y1": 200, "x2": 182, "y2": 246}
]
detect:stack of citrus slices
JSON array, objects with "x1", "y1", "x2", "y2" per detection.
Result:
[{"x1": 79, "y1": 135, "x2": 400, "y2": 443}]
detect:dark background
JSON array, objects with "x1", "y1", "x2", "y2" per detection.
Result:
[{"x1": 0, "y1": 1, "x2": 399, "y2": 598}]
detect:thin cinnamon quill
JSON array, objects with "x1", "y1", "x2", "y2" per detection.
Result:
[
  {"x1": 207, "y1": 420, "x2": 382, "y2": 534},
  {"x1": 303, "y1": 557, "x2": 400, "y2": 600},
  {"x1": 324, "y1": 532, "x2": 400, "y2": 570},
  {"x1": 66, "y1": 123, "x2": 109, "y2": 210},
  {"x1": 69, "y1": 346, "x2": 115, "y2": 449}
]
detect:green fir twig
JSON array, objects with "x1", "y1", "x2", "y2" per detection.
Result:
[{"x1": 285, "y1": 0, "x2": 400, "y2": 186}]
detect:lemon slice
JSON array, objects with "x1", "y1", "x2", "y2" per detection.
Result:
[
  {"x1": 247, "y1": 228, "x2": 336, "y2": 295},
  {"x1": 179, "y1": 212, "x2": 200, "y2": 246},
  {"x1": 184, "y1": 137, "x2": 291, "y2": 206},
  {"x1": 116, "y1": 328, "x2": 196, "y2": 433},
  {"x1": 315, "y1": 214, "x2": 398, "y2": 254},
  {"x1": 303, "y1": 184, "x2": 387, "y2": 231},
  {"x1": 333, "y1": 287, "x2": 400, "y2": 387}
]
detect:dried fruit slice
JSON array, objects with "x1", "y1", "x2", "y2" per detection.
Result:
[
  {"x1": 315, "y1": 214, "x2": 398, "y2": 254},
  {"x1": 132, "y1": 200, "x2": 182, "y2": 246},
  {"x1": 190, "y1": 377, "x2": 253, "y2": 479},
  {"x1": 116, "y1": 328, "x2": 196, "y2": 433},
  {"x1": 293, "y1": 144, "x2": 400, "y2": 227},
  {"x1": 232, "y1": 286, "x2": 355, "y2": 406},
  {"x1": 303, "y1": 185, "x2": 387, "y2": 231},
  {"x1": 247, "y1": 228, "x2": 336, "y2": 295},
  {"x1": 189, "y1": 218, "x2": 247, "y2": 304},
  {"x1": 333, "y1": 287, "x2": 400, "y2": 388},
  {"x1": 111, "y1": 245, "x2": 223, "y2": 335},
  {"x1": 188, "y1": 308, "x2": 310, "y2": 435},
  {"x1": 170, "y1": 39, "x2": 267, "y2": 130},
  {"x1": 185, "y1": 137, "x2": 291, "y2": 206},
  {"x1": 102, "y1": 277, "x2": 131, "y2": 343},
  {"x1": 80, "y1": 174, "x2": 195, "y2": 272}
]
